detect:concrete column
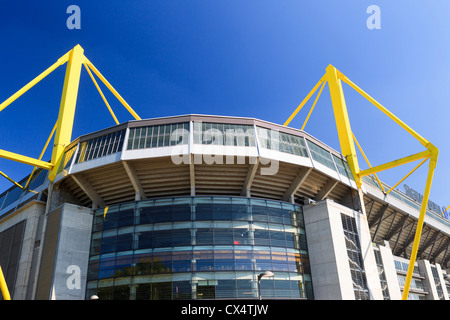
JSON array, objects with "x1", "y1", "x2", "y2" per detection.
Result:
[
  {"x1": 417, "y1": 260, "x2": 437, "y2": 300},
  {"x1": 378, "y1": 241, "x2": 402, "y2": 300}
]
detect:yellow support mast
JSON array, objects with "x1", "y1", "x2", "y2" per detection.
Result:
[
  {"x1": 285, "y1": 64, "x2": 439, "y2": 300},
  {"x1": 0, "y1": 266, "x2": 10, "y2": 300},
  {"x1": 0, "y1": 44, "x2": 142, "y2": 299},
  {"x1": 48, "y1": 44, "x2": 85, "y2": 181}
]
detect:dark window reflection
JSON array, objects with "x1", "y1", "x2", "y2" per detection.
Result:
[{"x1": 87, "y1": 196, "x2": 312, "y2": 300}]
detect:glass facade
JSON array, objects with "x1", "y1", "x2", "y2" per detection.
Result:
[
  {"x1": 306, "y1": 140, "x2": 336, "y2": 171},
  {"x1": 256, "y1": 126, "x2": 309, "y2": 157},
  {"x1": 86, "y1": 196, "x2": 313, "y2": 300},
  {"x1": 76, "y1": 129, "x2": 126, "y2": 164},
  {"x1": 341, "y1": 213, "x2": 370, "y2": 300},
  {"x1": 194, "y1": 122, "x2": 256, "y2": 147},
  {"x1": 127, "y1": 122, "x2": 189, "y2": 150}
]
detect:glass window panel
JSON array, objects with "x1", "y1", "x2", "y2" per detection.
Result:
[
  {"x1": 193, "y1": 122, "x2": 255, "y2": 146},
  {"x1": 152, "y1": 282, "x2": 171, "y2": 300},
  {"x1": 213, "y1": 203, "x2": 233, "y2": 220},
  {"x1": 260, "y1": 278, "x2": 275, "y2": 297},
  {"x1": 196, "y1": 228, "x2": 214, "y2": 245},
  {"x1": 306, "y1": 140, "x2": 336, "y2": 171},
  {"x1": 233, "y1": 228, "x2": 251, "y2": 245},
  {"x1": 172, "y1": 229, "x2": 191, "y2": 247},
  {"x1": 234, "y1": 250, "x2": 254, "y2": 271},
  {"x1": 87, "y1": 196, "x2": 308, "y2": 300},
  {"x1": 254, "y1": 229, "x2": 271, "y2": 246},
  {"x1": 214, "y1": 228, "x2": 234, "y2": 245},
  {"x1": 194, "y1": 250, "x2": 214, "y2": 271},
  {"x1": 127, "y1": 123, "x2": 189, "y2": 150},
  {"x1": 172, "y1": 204, "x2": 191, "y2": 221},
  {"x1": 216, "y1": 280, "x2": 236, "y2": 298},
  {"x1": 152, "y1": 252, "x2": 172, "y2": 274},
  {"x1": 236, "y1": 279, "x2": 254, "y2": 298},
  {"x1": 116, "y1": 234, "x2": 133, "y2": 252},
  {"x1": 196, "y1": 202, "x2": 214, "y2": 221},
  {"x1": 133, "y1": 252, "x2": 152, "y2": 275},
  {"x1": 252, "y1": 206, "x2": 268, "y2": 222},
  {"x1": 172, "y1": 281, "x2": 191, "y2": 300},
  {"x1": 76, "y1": 130, "x2": 125, "y2": 163}
]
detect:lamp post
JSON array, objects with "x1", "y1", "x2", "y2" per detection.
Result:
[{"x1": 257, "y1": 271, "x2": 274, "y2": 300}]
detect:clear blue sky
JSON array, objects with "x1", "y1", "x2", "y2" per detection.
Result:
[{"x1": 0, "y1": 1, "x2": 449, "y2": 210}]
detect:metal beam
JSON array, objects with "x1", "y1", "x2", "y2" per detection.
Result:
[
  {"x1": 326, "y1": 65, "x2": 361, "y2": 187},
  {"x1": 0, "y1": 149, "x2": 53, "y2": 170},
  {"x1": 122, "y1": 160, "x2": 146, "y2": 200},
  {"x1": 314, "y1": 178, "x2": 339, "y2": 201},
  {"x1": 392, "y1": 219, "x2": 414, "y2": 254},
  {"x1": 241, "y1": 158, "x2": 259, "y2": 197},
  {"x1": 418, "y1": 230, "x2": 439, "y2": 259},
  {"x1": 282, "y1": 167, "x2": 312, "y2": 202},
  {"x1": 441, "y1": 243, "x2": 450, "y2": 268},
  {"x1": 429, "y1": 236, "x2": 450, "y2": 263},
  {"x1": 283, "y1": 75, "x2": 326, "y2": 127},
  {"x1": 0, "y1": 266, "x2": 10, "y2": 300},
  {"x1": 372, "y1": 210, "x2": 395, "y2": 243},
  {"x1": 84, "y1": 58, "x2": 141, "y2": 121},
  {"x1": 369, "y1": 204, "x2": 389, "y2": 228},
  {"x1": 0, "y1": 51, "x2": 70, "y2": 113},
  {"x1": 189, "y1": 154, "x2": 195, "y2": 196},
  {"x1": 386, "y1": 214, "x2": 409, "y2": 241},
  {"x1": 71, "y1": 173, "x2": 105, "y2": 208},
  {"x1": 395, "y1": 221, "x2": 420, "y2": 257},
  {"x1": 49, "y1": 45, "x2": 85, "y2": 181},
  {"x1": 402, "y1": 148, "x2": 438, "y2": 300},
  {"x1": 358, "y1": 150, "x2": 430, "y2": 178}
]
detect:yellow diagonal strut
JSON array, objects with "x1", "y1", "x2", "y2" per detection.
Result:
[
  {"x1": 0, "y1": 44, "x2": 143, "y2": 299},
  {"x1": 0, "y1": 44, "x2": 141, "y2": 181},
  {"x1": 284, "y1": 64, "x2": 439, "y2": 300}
]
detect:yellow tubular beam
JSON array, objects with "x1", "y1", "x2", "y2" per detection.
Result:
[
  {"x1": 338, "y1": 72, "x2": 430, "y2": 148},
  {"x1": 24, "y1": 121, "x2": 58, "y2": 189},
  {"x1": 284, "y1": 76, "x2": 326, "y2": 127},
  {"x1": 326, "y1": 65, "x2": 361, "y2": 187},
  {"x1": 0, "y1": 149, "x2": 53, "y2": 170},
  {"x1": 49, "y1": 45, "x2": 85, "y2": 181},
  {"x1": 84, "y1": 58, "x2": 141, "y2": 121},
  {"x1": 0, "y1": 265, "x2": 10, "y2": 300},
  {"x1": 402, "y1": 148, "x2": 438, "y2": 300},
  {"x1": 385, "y1": 157, "x2": 429, "y2": 195},
  {"x1": 352, "y1": 132, "x2": 385, "y2": 193},
  {"x1": 83, "y1": 63, "x2": 120, "y2": 125},
  {"x1": 301, "y1": 81, "x2": 326, "y2": 131},
  {"x1": 0, "y1": 171, "x2": 24, "y2": 190},
  {"x1": 358, "y1": 150, "x2": 430, "y2": 178},
  {"x1": 0, "y1": 52, "x2": 70, "y2": 113}
]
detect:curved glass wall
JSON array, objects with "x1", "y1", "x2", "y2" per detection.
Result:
[{"x1": 86, "y1": 196, "x2": 313, "y2": 300}]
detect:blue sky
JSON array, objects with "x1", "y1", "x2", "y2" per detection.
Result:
[{"x1": 0, "y1": 1, "x2": 449, "y2": 210}]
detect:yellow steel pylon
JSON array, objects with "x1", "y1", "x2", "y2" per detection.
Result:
[
  {"x1": 0, "y1": 44, "x2": 142, "y2": 299},
  {"x1": 0, "y1": 44, "x2": 141, "y2": 183},
  {"x1": 284, "y1": 64, "x2": 438, "y2": 300}
]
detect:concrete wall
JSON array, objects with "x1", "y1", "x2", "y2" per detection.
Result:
[
  {"x1": 378, "y1": 241, "x2": 402, "y2": 300},
  {"x1": 303, "y1": 200, "x2": 353, "y2": 299},
  {"x1": 0, "y1": 201, "x2": 46, "y2": 300},
  {"x1": 304, "y1": 199, "x2": 383, "y2": 300},
  {"x1": 51, "y1": 203, "x2": 92, "y2": 300},
  {"x1": 35, "y1": 203, "x2": 93, "y2": 300}
]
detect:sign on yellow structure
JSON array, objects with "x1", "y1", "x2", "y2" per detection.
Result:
[{"x1": 284, "y1": 64, "x2": 439, "y2": 300}]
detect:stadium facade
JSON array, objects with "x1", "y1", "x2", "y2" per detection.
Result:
[{"x1": 0, "y1": 114, "x2": 448, "y2": 300}]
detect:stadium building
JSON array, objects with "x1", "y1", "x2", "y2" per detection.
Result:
[{"x1": 0, "y1": 114, "x2": 449, "y2": 300}]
